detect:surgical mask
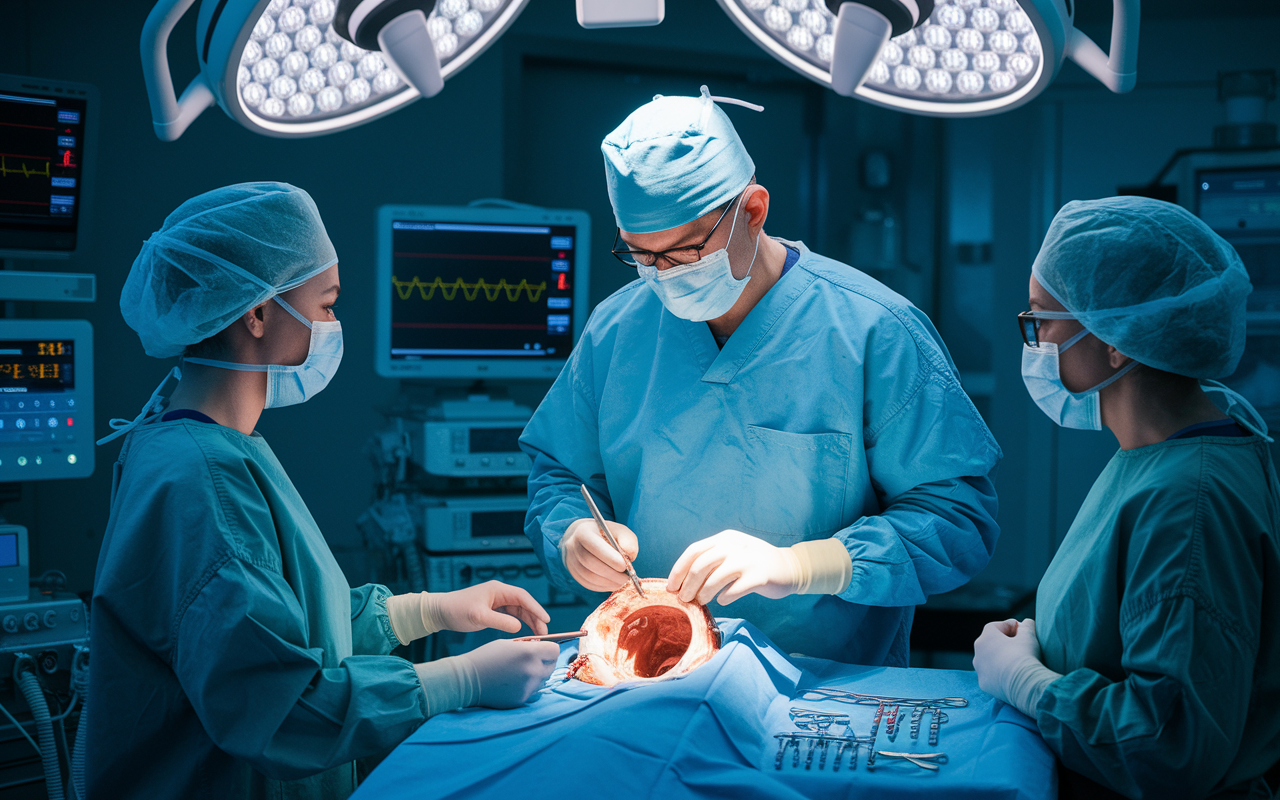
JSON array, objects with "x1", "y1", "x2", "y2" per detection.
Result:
[
  {"x1": 1022, "y1": 328, "x2": 1138, "y2": 430},
  {"x1": 637, "y1": 201, "x2": 762, "y2": 322},
  {"x1": 184, "y1": 296, "x2": 343, "y2": 409}
]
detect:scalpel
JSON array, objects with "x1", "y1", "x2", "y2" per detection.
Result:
[{"x1": 580, "y1": 484, "x2": 646, "y2": 597}]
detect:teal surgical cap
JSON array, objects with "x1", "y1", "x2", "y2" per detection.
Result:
[
  {"x1": 121, "y1": 182, "x2": 338, "y2": 358},
  {"x1": 1033, "y1": 196, "x2": 1252, "y2": 380},
  {"x1": 602, "y1": 86, "x2": 758, "y2": 234}
]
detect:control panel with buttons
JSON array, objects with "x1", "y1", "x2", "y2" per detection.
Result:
[
  {"x1": 0, "y1": 590, "x2": 87, "y2": 662},
  {"x1": 422, "y1": 494, "x2": 532, "y2": 553},
  {"x1": 425, "y1": 550, "x2": 581, "y2": 608},
  {"x1": 0, "y1": 320, "x2": 94, "y2": 482},
  {"x1": 416, "y1": 419, "x2": 532, "y2": 478}
]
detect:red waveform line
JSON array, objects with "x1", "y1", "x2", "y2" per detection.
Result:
[
  {"x1": 393, "y1": 252, "x2": 551, "y2": 262},
  {"x1": 391, "y1": 322, "x2": 546, "y2": 330},
  {"x1": 0, "y1": 152, "x2": 50, "y2": 160},
  {"x1": 0, "y1": 122, "x2": 55, "y2": 131},
  {"x1": 0, "y1": 199, "x2": 50, "y2": 206}
]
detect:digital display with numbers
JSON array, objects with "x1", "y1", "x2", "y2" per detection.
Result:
[{"x1": 0, "y1": 340, "x2": 74, "y2": 392}]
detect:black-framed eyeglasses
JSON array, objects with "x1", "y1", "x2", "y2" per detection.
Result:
[
  {"x1": 1018, "y1": 309, "x2": 1076, "y2": 347},
  {"x1": 611, "y1": 195, "x2": 739, "y2": 269}
]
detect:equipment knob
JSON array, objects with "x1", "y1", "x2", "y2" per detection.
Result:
[
  {"x1": 23, "y1": 612, "x2": 39, "y2": 631},
  {"x1": 43, "y1": 610, "x2": 56, "y2": 628},
  {"x1": 2, "y1": 615, "x2": 17, "y2": 633}
]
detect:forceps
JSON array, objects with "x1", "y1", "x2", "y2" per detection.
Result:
[{"x1": 580, "y1": 484, "x2": 645, "y2": 597}]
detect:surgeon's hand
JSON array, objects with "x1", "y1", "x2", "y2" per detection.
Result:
[
  {"x1": 973, "y1": 618, "x2": 1061, "y2": 717},
  {"x1": 427, "y1": 581, "x2": 551, "y2": 636},
  {"x1": 559, "y1": 518, "x2": 639, "y2": 593},
  {"x1": 458, "y1": 639, "x2": 561, "y2": 709},
  {"x1": 667, "y1": 530, "x2": 801, "y2": 606}
]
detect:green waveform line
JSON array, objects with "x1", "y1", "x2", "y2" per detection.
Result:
[
  {"x1": 0, "y1": 156, "x2": 50, "y2": 179},
  {"x1": 392, "y1": 275, "x2": 548, "y2": 303}
]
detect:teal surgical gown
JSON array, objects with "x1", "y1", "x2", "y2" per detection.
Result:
[
  {"x1": 1035, "y1": 432, "x2": 1280, "y2": 799},
  {"x1": 87, "y1": 418, "x2": 427, "y2": 799},
  {"x1": 521, "y1": 240, "x2": 1002, "y2": 665}
]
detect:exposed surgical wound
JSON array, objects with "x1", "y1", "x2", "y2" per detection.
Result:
[
  {"x1": 568, "y1": 578, "x2": 720, "y2": 687},
  {"x1": 616, "y1": 606, "x2": 693, "y2": 678}
]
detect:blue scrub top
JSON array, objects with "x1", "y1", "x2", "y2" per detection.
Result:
[
  {"x1": 1035, "y1": 433, "x2": 1280, "y2": 799},
  {"x1": 521, "y1": 240, "x2": 1002, "y2": 666},
  {"x1": 87, "y1": 418, "x2": 427, "y2": 799}
]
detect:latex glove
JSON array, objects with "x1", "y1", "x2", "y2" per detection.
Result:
[
  {"x1": 414, "y1": 640, "x2": 559, "y2": 714},
  {"x1": 972, "y1": 618, "x2": 1062, "y2": 717},
  {"x1": 388, "y1": 581, "x2": 550, "y2": 645},
  {"x1": 458, "y1": 639, "x2": 561, "y2": 709},
  {"x1": 559, "y1": 517, "x2": 639, "y2": 593},
  {"x1": 666, "y1": 530, "x2": 852, "y2": 606}
]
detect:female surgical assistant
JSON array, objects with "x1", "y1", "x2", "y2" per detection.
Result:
[
  {"x1": 973, "y1": 196, "x2": 1280, "y2": 799},
  {"x1": 87, "y1": 183, "x2": 559, "y2": 799}
]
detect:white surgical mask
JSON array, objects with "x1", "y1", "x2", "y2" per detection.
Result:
[
  {"x1": 1022, "y1": 328, "x2": 1138, "y2": 430},
  {"x1": 637, "y1": 199, "x2": 761, "y2": 322},
  {"x1": 184, "y1": 295, "x2": 343, "y2": 409}
]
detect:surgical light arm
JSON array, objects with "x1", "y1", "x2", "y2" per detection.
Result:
[{"x1": 140, "y1": 0, "x2": 216, "y2": 141}]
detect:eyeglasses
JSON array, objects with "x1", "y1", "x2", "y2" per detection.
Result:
[
  {"x1": 611, "y1": 196, "x2": 739, "y2": 269},
  {"x1": 1017, "y1": 309, "x2": 1077, "y2": 347}
]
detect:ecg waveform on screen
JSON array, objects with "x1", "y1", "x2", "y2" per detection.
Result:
[
  {"x1": 0, "y1": 155, "x2": 51, "y2": 179},
  {"x1": 393, "y1": 276, "x2": 548, "y2": 303}
]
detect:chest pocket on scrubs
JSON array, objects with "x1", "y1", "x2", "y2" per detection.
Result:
[{"x1": 738, "y1": 425, "x2": 854, "y2": 540}]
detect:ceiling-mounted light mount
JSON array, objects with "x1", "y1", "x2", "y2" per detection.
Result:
[
  {"x1": 824, "y1": 1, "x2": 933, "y2": 96},
  {"x1": 334, "y1": 0, "x2": 444, "y2": 99},
  {"x1": 715, "y1": 0, "x2": 1139, "y2": 117},
  {"x1": 141, "y1": 0, "x2": 530, "y2": 140}
]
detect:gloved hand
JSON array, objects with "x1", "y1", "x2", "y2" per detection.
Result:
[
  {"x1": 972, "y1": 618, "x2": 1062, "y2": 718},
  {"x1": 666, "y1": 530, "x2": 853, "y2": 606},
  {"x1": 458, "y1": 639, "x2": 561, "y2": 709},
  {"x1": 388, "y1": 581, "x2": 550, "y2": 645},
  {"x1": 559, "y1": 517, "x2": 639, "y2": 593},
  {"x1": 414, "y1": 640, "x2": 560, "y2": 715}
]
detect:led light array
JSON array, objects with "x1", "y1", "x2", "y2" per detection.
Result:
[
  {"x1": 736, "y1": 0, "x2": 1042, "y2": 101},
  {"x1": 236, "y1": 0, "x2": 507, "y2": 120}
]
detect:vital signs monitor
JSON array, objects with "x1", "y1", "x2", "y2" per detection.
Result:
[{"x1": 375, "y1": 204, "x2": 590, "y2": 379}]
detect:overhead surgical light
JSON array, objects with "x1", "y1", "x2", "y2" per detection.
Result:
[
  {"x1": 714, "y1": 0, "x2": 1139, "y2": 117},
  {"x1": 142, "y1": 0, "x2": 529, "y2": 140}
]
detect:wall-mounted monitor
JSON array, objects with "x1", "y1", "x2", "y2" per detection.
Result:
[
  {"x1": 375, "y1": 204, "x2": 591, "y2": 380},
  {"x1": 0, "y1": 74, "x2": 98, "y2": 259}
]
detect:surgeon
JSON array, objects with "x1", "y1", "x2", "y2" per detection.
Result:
[
  {"x1": 973, "y1": 197, "x2": 1280, "y2": 799},
  {"x1": 520, "y1": 88, "x2": 1002, "y2": 665},
  {"x1": 88, "y1": 183, "x2": 560, "y2": 799}
]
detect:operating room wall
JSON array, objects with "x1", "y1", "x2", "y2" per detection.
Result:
[
  {"x1": 0, "y1": 0, "x2": 943, "y2": 594},
  {"x1": 941, "y1": 12, "x2": 1280, "y2": 594}
]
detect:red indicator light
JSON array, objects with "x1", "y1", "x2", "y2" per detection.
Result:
[
  {"x1": 557, "y1": 274, "x2": 568, "y2": 290},
  {"x1": 66, "y1": 418, "x2": 73, "y2": 427},
  {"x1": 558, "y1": 252, "x2": 566, "y2": 258}
]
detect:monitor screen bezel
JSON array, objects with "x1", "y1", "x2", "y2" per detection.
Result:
[
  {"x1": 375, "y1": 204, "x2": 591, "y2": 380},
  {"x1": 0, "y1": 73, "x2": 99, "y2": 260}
]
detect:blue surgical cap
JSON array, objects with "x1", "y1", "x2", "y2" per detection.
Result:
[
  {"x1": 121, "y1": 182, "x2": 338, "y2": 358},
  {"x1": 602, "y1": 88, "x2": 757, "y2": 234},
  {"x1": 1033, "y1": 196, "x2": 1252, "y2": 380}
]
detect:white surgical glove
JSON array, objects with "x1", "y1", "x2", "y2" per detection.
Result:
[
  {"x1": 387, "y1": 581, "x2": 551, "y2": 645},
  {"x1": 972, "y1": 618, "x2": 1062, "y2": 718},
  {"x1": 559, "y1": 517, "x2": 640, "y2": 593},
  {"x1": 413, "y1": 640, "x2": 559, "y2": 714},
  {"x1": 666, "y1": 530, "x2": 853, "y2": 606}
]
